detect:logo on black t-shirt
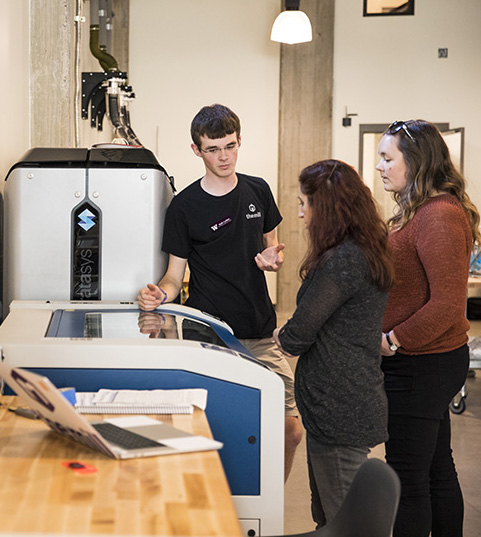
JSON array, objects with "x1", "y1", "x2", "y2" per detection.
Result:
[
  {"x1": 211, "y1": 217, "x2": 232, "y2": 232},
  {"x1": 246, "y1": 203, "x2": 261, "y2": 220}
]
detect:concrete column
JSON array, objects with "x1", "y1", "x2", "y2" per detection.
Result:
[
  {"x1": 276, "y1": 0, "x2": 335, "y2": 316},
  {"x1": 30, "y1": 0, "x2": 75, "y2": 147},
  {"x1": 29, "y1": 0, "x2": 130, "y2": 148}
]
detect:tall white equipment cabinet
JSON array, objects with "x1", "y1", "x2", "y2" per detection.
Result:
[{"x1": 1, "y1": 146, "x2": 174, "y2": 317}]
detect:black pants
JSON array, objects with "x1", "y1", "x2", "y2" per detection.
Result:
[{"x1": 382, "y1": 345, "x2": 470, "y2": 537}]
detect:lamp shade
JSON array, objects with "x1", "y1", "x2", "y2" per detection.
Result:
[{"x1": 270, "y1": 10, "x2": 313, "y2": 44}]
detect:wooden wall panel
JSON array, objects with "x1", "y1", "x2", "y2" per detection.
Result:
[{"x1": 277, "y1": 0, "x2": 335, "y2": 317}]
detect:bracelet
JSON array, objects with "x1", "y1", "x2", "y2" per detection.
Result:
[
  {"x1": 159, "y1": 287, "x2": 167, "y2": 305},
  {"x1": 385, "y1": 332, "x2": 399, "y2": 352}
]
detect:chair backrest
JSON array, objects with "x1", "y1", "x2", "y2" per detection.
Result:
[{"x1": 317, "y1": 458, "x2": 401, "y2": 537}]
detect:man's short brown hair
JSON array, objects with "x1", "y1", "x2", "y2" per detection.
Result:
[{"x1": 191, "y1": 104, "x2": 241, "y2": 148}]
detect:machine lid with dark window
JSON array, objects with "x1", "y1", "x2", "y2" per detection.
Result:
[{"x1": 46, "y1": 308, "x2": 228, "y2": 348}]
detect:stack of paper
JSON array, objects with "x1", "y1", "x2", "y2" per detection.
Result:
[{"x1": 75, "y1": 388, "x2": 208, "y2": 415}]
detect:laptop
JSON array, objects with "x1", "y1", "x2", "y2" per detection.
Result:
[{"x1": 0, "y1": 362, "x2": 222, "y2": 459}]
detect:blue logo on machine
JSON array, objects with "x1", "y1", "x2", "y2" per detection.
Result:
[
  {"x1": 78, "y1": 209, "x2": 96, "y2": 231},
  {"x1": 72, "y1": 202, "x2": 101, "y2": 300}
]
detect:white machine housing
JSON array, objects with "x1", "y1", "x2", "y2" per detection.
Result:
[
  {"x1": 0, "y1": 300, "x2": 285, "y2": 537},
  {"x1": 1, "y1": 146, "x2": 174, "y2": 318}
]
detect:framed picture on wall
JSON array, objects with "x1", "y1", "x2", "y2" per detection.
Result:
[{"x1": 363, "y1": 0, "x2": 415, "y2": 16}]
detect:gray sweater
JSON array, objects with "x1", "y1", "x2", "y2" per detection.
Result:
[{"x1": 279, "y1": 239, "x2": 388, "y2": 447}]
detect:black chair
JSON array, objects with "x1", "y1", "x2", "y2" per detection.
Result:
[{"x1": 275, "y1": 458, "x2": 401, "y2": 537}]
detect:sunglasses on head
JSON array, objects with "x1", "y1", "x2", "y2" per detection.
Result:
[{"x1": 387, "y1": 121, "x2": 417, "y2": 144}]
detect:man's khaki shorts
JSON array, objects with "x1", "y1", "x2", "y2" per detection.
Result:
[{"x1": 238, "y1": 337, "x2": 299, "y2": 417}]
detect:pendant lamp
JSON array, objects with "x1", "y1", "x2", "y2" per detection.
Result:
[{"x1": 271, "y1": 0, "x2": 313, "y2": 45}]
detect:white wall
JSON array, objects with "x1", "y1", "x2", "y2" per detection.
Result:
[
  {"x1": 332, "y1": 0, "x2": 481, "y2": 209},
  {"x1": 128, "y1": 0, "x2": 281, "y2": 195},
  {"x1": 4, "y1": 0, "x2": 481, "y2": 209},
  {"x1": 0, "y1": 0, "x2": 29, "y2": 187}
]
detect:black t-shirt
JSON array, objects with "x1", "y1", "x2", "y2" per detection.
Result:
[{"x1": 162, "y1": 173, "x2": 282, "y2": 339}]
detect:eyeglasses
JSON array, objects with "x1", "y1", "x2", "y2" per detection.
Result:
[
  {"x1": 199, "y1": 142, "x2": 239, "y2": 155},
  {"x1": 387, "y1": 121, "x2": 417, "y2": 144}
]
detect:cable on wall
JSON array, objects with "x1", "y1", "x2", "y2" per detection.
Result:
[{"x1": 73, "y1": 0, "x2": 85, "y2": 148}]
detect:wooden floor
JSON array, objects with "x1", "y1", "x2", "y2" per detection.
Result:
[{"x1": 284, "y1": 326, "x2": 481, "y2": 536}]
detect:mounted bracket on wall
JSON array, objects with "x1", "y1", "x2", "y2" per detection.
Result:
[
  {"x1": 80, "y1": 0, "x2": 141, "y2": 146},
  {"x1": 82, "y1": 72, "x2": 141, "y2": 145},
  {"x1": 342, "y1": 107, "x2": 358, "y2": 127},
  {"x1": 82, "y1": 71, "x2": 127, "y2": 129}
]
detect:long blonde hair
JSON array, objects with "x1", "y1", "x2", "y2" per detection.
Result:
[{"x1": 385, "y1": 119, "x2": 480, "y2": 243}]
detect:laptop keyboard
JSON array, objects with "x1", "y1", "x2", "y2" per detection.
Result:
[{"x1": 92, "y1": 422, "x2": 165, "y2": 450}]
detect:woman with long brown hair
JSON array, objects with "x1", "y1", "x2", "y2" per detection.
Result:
[
  {"x1": 377, "y1": 120, "x2": 480, "y2": 537},
  {"x1": 274, "y1": 159, "x2": 394, "y2": 527}
]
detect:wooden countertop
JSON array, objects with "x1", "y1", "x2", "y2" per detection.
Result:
[
  {"x1": 468, "y1": 275, "x2": 481, "y2": 288},
  {"x1": 0, "y1": 396, "x2": 241, "y2": 536}
]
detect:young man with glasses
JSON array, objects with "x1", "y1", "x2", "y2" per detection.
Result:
[{"x1": 137, "y1": 103, "x2": 303, "y2": 479}]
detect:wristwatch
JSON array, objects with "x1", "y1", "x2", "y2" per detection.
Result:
[{"x1": 385, "y1": 332, "x2": 399, "y2": 352}]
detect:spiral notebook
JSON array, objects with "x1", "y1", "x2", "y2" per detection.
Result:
[{"x1": 75, "y1": 388, "x2": 208, "y2": 415}]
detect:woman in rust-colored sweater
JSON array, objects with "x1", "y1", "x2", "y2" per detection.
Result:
[{"x1": 376, "y1": 120, "x2": 480, "y2": 537}]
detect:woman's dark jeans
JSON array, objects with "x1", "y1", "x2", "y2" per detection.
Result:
[{"x1": 382, "y1": 345, "x2": 470, "y2": 537}]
